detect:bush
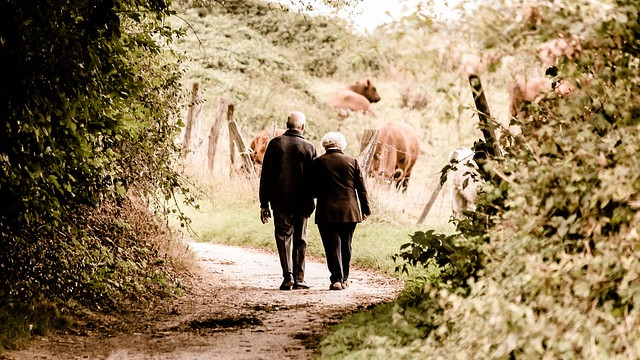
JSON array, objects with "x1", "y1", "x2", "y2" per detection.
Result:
[
  {"x1": 0, "y1": 0, "x2": 193, "y2": 347},
  {"x1": 320, "y1": 0, "x2": 640, "y2": 358},
  {"x1": 398, "y1": 83, "x2": 431, "y2": 110}
]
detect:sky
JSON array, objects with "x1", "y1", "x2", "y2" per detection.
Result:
[{"x1": 269, "y1": 0, "x2": 466, "y2": 33}]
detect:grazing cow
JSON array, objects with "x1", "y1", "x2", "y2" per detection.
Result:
[
  {"x1": 369, "y1": 121, "x2": 420, "y2": 192},
  {"x1": 447, "y1": 147, "x2": 483, "y2": 219},
  {"x1": 249, "y1": 127, "x2": 285, "y2": 170},
  {"x1": 330, "y1": 78, "x2": 381, "y2": 117},
  {"x1": 508, "y1": 76, "x2": 575, "y2": 119}
]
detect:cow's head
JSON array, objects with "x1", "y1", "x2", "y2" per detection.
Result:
[
  {"x1": 250, "y1": 128, "x2": 285, "y2": 165},
  {"x1": 369, "y1": 149, "x2": 407, "y2": 191},
  {"x1": 351, "y1": 78, "x2": 381, "y2": 104},
  {"x1": 249, "y1": 135, "x2": 266, "y2": 166}
]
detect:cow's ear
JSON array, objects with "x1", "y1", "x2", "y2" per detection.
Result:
[{"x1": 366, "y1": 78, "x2": 371, "y2": 86}]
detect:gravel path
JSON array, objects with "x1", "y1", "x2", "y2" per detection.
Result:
[{"x1": 3, "y1": 241, "x2": 402, "y2": 360}]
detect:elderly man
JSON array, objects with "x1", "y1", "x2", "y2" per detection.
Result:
[
  {"x1": 259, "y1": 111, "x2": 317, "y2": 290},
  {"x1": 312, "y1": 132, "x2": 371, "y2": 291}
]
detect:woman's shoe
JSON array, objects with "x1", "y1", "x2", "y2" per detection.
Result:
[
  {"x1": 341, "y1": 280, "x2": 349, "y2": 289},
  {"x1": 293, "y1": 282, "x2": 311, "y2": 290},
  {"x1": 279, "y1": 277, "x2": 294, "y2": 290}
]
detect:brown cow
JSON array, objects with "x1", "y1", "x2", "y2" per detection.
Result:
[
  {"x1": 330, "y1": 78, "x2": 381, "y2": 117},
  {"x1": 249, "y1": 127, "x2": 285, "y2": 170},
  {"x1": 508, "y1": 76, "x2": 575, "y2": 119},
  {"x1": 369, "y1": 121, "x2": 420, "y2": 192}
]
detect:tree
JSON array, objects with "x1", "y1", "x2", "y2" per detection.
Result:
[{"x1": 0, "y1": 0, "x2": 187, "y2": 312}]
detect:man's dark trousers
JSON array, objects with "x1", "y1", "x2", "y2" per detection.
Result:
[{"x1": 274, "y1": 211, "x2": 307, "y2": 282}]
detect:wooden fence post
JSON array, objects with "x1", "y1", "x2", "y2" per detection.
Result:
[
  {"x1": 416, "y1": 180, "x2": 443, "y2": 224},
  {"x1": 182, "y1": 82, "x2": 200, "y2": 158},
  {"x1": 207, "y1": 98, "x2": 227, "y2": 173},
  {"x1": 358, "y1": 129, "x2": 379, "y2": 176},
  {"x1": 226, "y1": 105, "x2": 257, "y2": 180},
  {"x1": 417, "y1": 75, "x2": 499, "y2": 224},
  {"x1": 269, "y1": 122, "x2": 278, "y2": 138},
  {"x1": 468, "y1": 74, "x2": 501, "y2": 157},
  {"x1": 226, "y1": 104, "x2": 236, "y2": 168}
]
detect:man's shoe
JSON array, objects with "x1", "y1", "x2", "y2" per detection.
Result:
[
  {"x1": 279, "y1": 278, "x2": 294, "y2": 290},
  {"x1": 293, "y1": 282, "x2": 311, "y2": 290},
  {"x1": 329, "y1": 282, "x2": 343, "y2": 290}
]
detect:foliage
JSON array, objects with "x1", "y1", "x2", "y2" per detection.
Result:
[
  {"x1": 398, "y1": 82, "x2": 431, "y2": 110},
  {"x1": 168, "y1": 0, "x2": 392, "y2": 142},
  {"x1": 0, "y1": 0, "x2": 192, "y2": 348},
  {"x1": 321, "y1": 0, "x2": 640, "y2": 358},
  {"x1": 181, "y1": 0, "x2": 385, "y2": 77},
  {"x1": 393, "y1": 230, "x2": 484, "y2": 291},
  {"x1": 0, "y1": 301, "x2": 66, "y2": 350},
  {"x1": 317, "y1": 266, "x2": 445, "y2": 360}
]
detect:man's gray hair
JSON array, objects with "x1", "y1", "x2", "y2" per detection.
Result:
[
  {"x1": 321, "y1": 132, "x2": 347, "y2": 150},
  {"x1": 286, "y1": 111, "x2": 306, "y2": 129}
]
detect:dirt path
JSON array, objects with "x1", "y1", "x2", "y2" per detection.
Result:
[{"x1": 3, "y1": 241, "x2": 403, "y2": 360}]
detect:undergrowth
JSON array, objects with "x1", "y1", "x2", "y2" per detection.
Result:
[{"x1": 0, "y1": 195, "x2": 193, "y2": 350}]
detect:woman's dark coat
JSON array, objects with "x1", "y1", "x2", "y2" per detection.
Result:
[{"x1": 312, "y1": 149, "x2": 371, "y2": 223}]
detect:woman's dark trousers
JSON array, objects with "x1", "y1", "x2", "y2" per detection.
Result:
[{"x1": 318, "y1": 222, "x2": 356, "y2": 284}]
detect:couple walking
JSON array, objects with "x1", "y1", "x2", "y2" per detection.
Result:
[{"x1": 259, "y1": 111, "x2": 371, "y2": 291}]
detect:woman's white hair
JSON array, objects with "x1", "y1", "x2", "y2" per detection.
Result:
[{"x1": 321, "y1": 132, "x2": 347, "y2": 150}]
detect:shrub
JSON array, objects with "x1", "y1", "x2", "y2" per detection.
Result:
[
  {"x1": 0, "y1": 0, "x2": 193, "y2": 347},
  {"x1": 398, "y1": 83, "x2": 431, "y2": 110},
  {"x1": 322, "y1": 0, "x2": 640, "y2": 358}
]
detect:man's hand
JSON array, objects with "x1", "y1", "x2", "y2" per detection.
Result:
[{"x1": 260, "y1": 208, "x2": 271, "y2": 224}]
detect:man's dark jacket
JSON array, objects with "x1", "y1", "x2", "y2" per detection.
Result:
[
  {"x1": 312, "y1": 148, "x2": 371, "y2": 223},
  {"x1": 259, "y1": 129, "x2": 317, "y2": 217}
]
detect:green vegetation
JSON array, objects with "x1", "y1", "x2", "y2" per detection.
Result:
[
  {"x1": 6, "y1": 0, "x2": 636, "y2": 357},
  {"x1": 317, "y1": 0, "x2": 640, "y2": 359},
  {"x1": 0, "y1": 0, "x2": 193, "y2": 349}
]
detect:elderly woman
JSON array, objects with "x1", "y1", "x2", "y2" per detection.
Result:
[{"x1": 312, "y1": 132, "x2": 371, "y2": 290}]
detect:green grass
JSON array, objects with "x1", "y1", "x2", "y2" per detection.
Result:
[{"x1": 172, "y1": 175, "x2": 454, "y2": 273}]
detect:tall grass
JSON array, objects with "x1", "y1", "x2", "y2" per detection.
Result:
[{"x1": 173, "y1": 174, "x2": 454, "y2": 273}]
